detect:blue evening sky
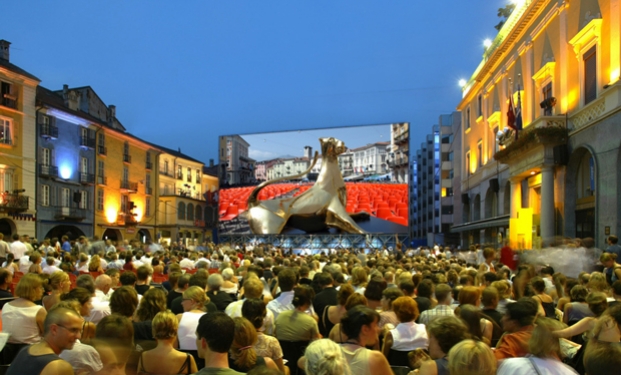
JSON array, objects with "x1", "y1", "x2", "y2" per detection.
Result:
[{"x1": 4, "y1": 1, "x2": 502, "y2": 164}]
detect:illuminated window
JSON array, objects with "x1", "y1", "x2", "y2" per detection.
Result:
[
  {"x1": 0, "y1": 117, "x2": 14, "y2": 145},
  {"x1": 41, "y1": 185, "x2": 50, "y2": 207},
  {"x1": 121, "y1": 195, "x2": 129, "y2": 214},
  {"x1": 97, "y1": 189, "x2": 104, "y2": 211}
]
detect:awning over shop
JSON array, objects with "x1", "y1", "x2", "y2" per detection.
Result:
[{"x1": 450, "y1": 214, "x2": 510, "y2": 233}]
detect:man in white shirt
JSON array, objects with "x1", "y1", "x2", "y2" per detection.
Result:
[
  {"x1": 42, "y1": 256, "x2": 62, "y2": 274},
  {"x1": 77, "y1": 274, "x2": 111, "y2": 324},
  {"x1": 225, "y1": 276, "x2": 274, "y2": 335},
  {"x1": 179, "y1": 255, "x2": 195, "y2": 270},
  {"x1": 18, "y1": 254, "x2": 32, "y2": 274},
  {"x1": 9, "y1": 234, "x2": 27, "y2": 261},
  {"x1": 267, "y1": 268, "x2": 315, "y2": 320},
  {"x1": 94, "y1": 275, "x2": 112, "y2": 303},
  {"x1": 194, "y1": 253, "x2": 211, "y2": 269}
]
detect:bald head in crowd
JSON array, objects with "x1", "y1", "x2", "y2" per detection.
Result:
[{"x1": 95, "y1": 275, "x2": 112, "y2": 295}]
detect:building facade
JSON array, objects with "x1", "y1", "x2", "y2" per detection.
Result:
[
  {"x1": 0, "y1": 40, "x2": 38, "y2": 238},
  {"x1": 35, "y1": 86, "x2": 97, "y2": 241},
  {"x1": 455, "y1": 0, "x2": 621, "y2": 249},
  {"x1": 389, "y1": 122, "x2": 410, "y2": 183},
  {"x1": 157, "y1": 146, "x2": 207, "y2": 248},
  {"x1": 220, "y1": 135, "x2": 254, "y2": 185},
  {"x1": 350, "y1": 142, "x2": 389, "y2": 177}
]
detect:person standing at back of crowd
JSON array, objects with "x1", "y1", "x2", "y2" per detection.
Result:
[
  {"x1": 9, "y1": 233, "x2": 27, "y2": 262},
  {"x1": 605, "y1": 235, "x2": 621, "y2": 259}
]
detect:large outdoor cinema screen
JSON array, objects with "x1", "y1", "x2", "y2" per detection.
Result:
[{"x1": 218, "y1": 123, "x2": 410, "y2": 235}]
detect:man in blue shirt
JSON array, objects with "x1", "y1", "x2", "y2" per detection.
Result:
[{"x1": 61, "y1": 235, "x2": 72, "y2": 253}]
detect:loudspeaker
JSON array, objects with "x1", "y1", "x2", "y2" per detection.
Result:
[
  {"x1": 461, "y1": 193, "x2": 469, "y2": 204},
  {"x1": 73, "y1": 192, "x2": 81, "y2": 203},
  {"x1": 490, "y1": 178, "x2": 499, "y2": 193},
  {"x1": 553, "y1": 145, "x2": 568, "y2": 165}
]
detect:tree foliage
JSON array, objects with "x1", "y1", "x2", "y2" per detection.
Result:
[{"x1": 495, "y1": 3, "x2": 516, "y2": 31}]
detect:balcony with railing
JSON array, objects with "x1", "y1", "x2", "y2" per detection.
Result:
[
  {"x1": 79, "y1": 172, "x2": 95, "y2": 185},
  {"x1": 0, "y1": 136, "x2": 12, "y2": 146},
  {"x1": 98, "y1": 145, "x2": 107, "y2": 155},
  {"x1": 159, "y1": 168, "x2": 174, "y2": 178},
  {"x1": 97, "y1": 175, "x2": 107, "y2": 186},
  {"x1": 145, "y1": 187, "x2": 153, "y2": 195},
  {"x1": 80, "y1": 136, "x2": 96, "y2": 148},
  {"x1": 146, "y1": 160, "x2": 153, "y2": 170},
  {"x1": 54, "y1": 206, "x2": 87, "y2": 221},
  {"x1": 1, "y1": 93, "x2": 17, "y2": 109},
  {"x1": 39, "y1": 164, "x2": 59, "y2": 178},
  {"x1": 0, "y1": 193, "x2": 28, "y2": 213},
  {"x1": 39, "y1": 123, "x2": 59, "y2": 139},
  {"x1": 123, "y1": 154, "x2": 132, "y2": 164},
  {"x1": 120, "y1": 180, "x2": 138, "y2": 192}
]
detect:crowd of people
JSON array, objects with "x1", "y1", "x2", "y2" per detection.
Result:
[{"x1": 0, "y1": 232, "x2": 620, "y2": 375}]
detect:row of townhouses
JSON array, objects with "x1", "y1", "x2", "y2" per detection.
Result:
[
  {"x1": 0, "y1": 40, "x2": 218, "y2": 247},
  {"x1": 411, "y1": 0, "x2": 621, "y2": 250}
]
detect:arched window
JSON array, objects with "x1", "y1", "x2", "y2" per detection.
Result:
[
  {"x1": 187, "y1": 203, "x2": 194, "y2": 221},
  {"x1": 195, "y1": 205, "x2": 203, "y2": 222},
  {"x1": 503, "y1": 182, "x2": 511, "y2": 215},
  {"x1": 484, "y1": 188, "x2": 497, "y2": 219},
  {"x1": 178, "y1": 202, "x2": 186, "y2": 220}
]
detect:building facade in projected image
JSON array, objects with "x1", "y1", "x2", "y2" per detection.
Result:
[{"x1": 217, "y1": 123, "x2": 410, "y2": 236}]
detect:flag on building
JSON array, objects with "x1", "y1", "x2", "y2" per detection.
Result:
[
  {"x1": 507, "y1": 91, "x2": 516, "y2": 130},
  {"x1": 515, "y1": 84, "x2": 523, "y2": 131}
]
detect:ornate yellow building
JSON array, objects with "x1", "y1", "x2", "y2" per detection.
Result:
[
  {"x1": 0, "y1": 40, "x2": 39, "y2": 238},
  {"x1": 455, "y1": 0, "x2": 621, "y2": 249}
]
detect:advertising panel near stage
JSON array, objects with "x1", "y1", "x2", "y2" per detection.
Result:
[{"x1": 218, "y1": 123, "x2": 410, "y2": 235}]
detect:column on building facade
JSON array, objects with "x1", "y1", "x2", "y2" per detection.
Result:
[
  {"x1": 522, "y1": 40, "x2": 533, "y2": 124},
  {"x1": 611, "y1": 0, "x2": 620, "y2": 83},
  {"x1": 540, "y1": 165, "x2": 555, "y2": 245},
  {"x1": 510, "y1": 177, "x2": 522, "y2": 219},
  {"x1": 559, "y1": 1, "x2": 569, "y2": 113}
]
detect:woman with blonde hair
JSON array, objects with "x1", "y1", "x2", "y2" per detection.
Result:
[
  {"x1": 229, "y1": 317, "x2": 279, "y2": 372},
  {"x1": 89, "y1": 254, "x2": 103, "y2": 273},
  {"x1": 491, "y1": 280, "x2": 515, "y2": 315},
  {"x1": 447, "y1": 339, "x2": 496, "y2": 375},
  {"x1": 137, "y1": 310, "x2": 198, "y2": 375},
  {"x1": 176, "y1": 286, "x2": 208, "y2": 352},
  {"x1": 304, "y1": 339, "x2": 352, "y2": 375},
  {"x1": 42, "y1": 270, "x2": 71, "y2": 311},
  {"x1": 1, "y1": 273, "x2": 46, "y2": 344}
]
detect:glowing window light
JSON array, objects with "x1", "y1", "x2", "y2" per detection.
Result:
[
  {"x1": 59, "y1": 165, "x2": 72, "y2": 179},
  {"x1": 105, "y1": 208, "x2": 117, "y2": 224}
]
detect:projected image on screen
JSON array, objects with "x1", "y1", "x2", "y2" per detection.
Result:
[{"x1": 218, "y1": 123, "x2": 410, "y2": 235}]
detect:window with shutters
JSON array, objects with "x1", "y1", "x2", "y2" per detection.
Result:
[
  {"x1": 61, "y1": 188, "x2": 71, "y2": 208},
  {"x1": 584, "y1": 46, "x2": 597, "y2": 105},
  {"x1": 97, "y1": 189, "x2": 104, "y2": 211},
  {"x1": 41, "y1": 185, "x2": 50, "y2": 207},
  {"x1": 187, "y1": 167, "x2": 192, "y2": 182},
  {"x1": 145, "y1": 197, "x2": 151, "y2": 217},
  {"x1": 79, "y1": 191, "x2": 87, "y2": 209}
]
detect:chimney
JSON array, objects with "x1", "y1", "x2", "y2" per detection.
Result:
[
  {"x1": 62, "y1": 84, "x2": 69, "y2": 102},
  {"x1": 209, "y1": 159, "x2": 214, "y2": 167},
  {"x1": 304, "y1": 146, "x2": 312, "y2": 160},
  {"x1": 108, "y1": 105, "x2": 116, "y2": 120},
  {"x1": 0, "y1": 40, "x2": 10, "y2": 61}
]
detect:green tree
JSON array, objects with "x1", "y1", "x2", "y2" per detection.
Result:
[{"x1": 495, "y1": 3, "x2": 516, "y2": 31}]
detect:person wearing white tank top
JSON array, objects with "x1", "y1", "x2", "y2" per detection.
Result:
[{"x1": 176, "y1": 286, "x2": 208, "y2": 350}]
